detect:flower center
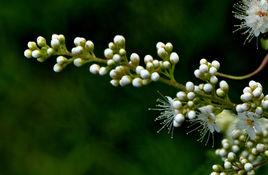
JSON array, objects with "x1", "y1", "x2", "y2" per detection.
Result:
[
  {"x1": 245, "y1": 118, "x2": 254, "y2": 127},
  {"x1": 256, "y1": 11, "x2": 268, "y2": 17}
]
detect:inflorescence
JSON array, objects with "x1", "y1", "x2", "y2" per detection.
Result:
[{"x1": 23, "y1": 0, "x2": 268, "y2": 174}]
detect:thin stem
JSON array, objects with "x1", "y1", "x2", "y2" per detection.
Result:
[{"x1": 216, "y1": 53, "x2": 268, "y2": 80}]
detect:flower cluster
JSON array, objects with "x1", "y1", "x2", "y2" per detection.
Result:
[
  {"x1": 24, "y1": 33, "x2": 268, "y2": 173},
  {"x1": 211, "y1": 119, "x2": 268, "y2": 175},
  {"x1": 236, "y1": 80, "x2": 268, "y2": 114}
]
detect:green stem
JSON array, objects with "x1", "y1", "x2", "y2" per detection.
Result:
[{"x1": 216, "y1": 53, "x2": 268, "y2": 80}]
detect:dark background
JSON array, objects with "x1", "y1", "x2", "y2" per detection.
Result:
[{"x1": 0, "y1": 0, "x2": 268, "y2": 174}]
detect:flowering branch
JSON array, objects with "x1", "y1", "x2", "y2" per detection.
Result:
[{"x1": 22, "y1": 0, "x2": 268, "y2": 174}]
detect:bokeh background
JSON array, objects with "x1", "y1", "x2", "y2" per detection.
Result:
[{"x1": 1, "y1": 0, "x2": 268, "y2": 174}]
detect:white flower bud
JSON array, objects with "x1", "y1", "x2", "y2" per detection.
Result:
[
  {"x1": 51, "y1": 38, "x2": 60, "y2": 48},
  {"x1": 212, "y1": 60, "x2": 220, "y2": 69},
  {"x1": 252, "y1": 87, "x2": 262, "y2": 98},
  {"x1": 37, "y1": 36, "x2": 46, "y2": 47},
  {"x1": 156, "y1": 42, "x2": 165, "y2": 49},
  {"x1": 32, "y1": 50, "x2": 41, "y2": 58},
  {"x1": 146, "y1": 62, "x2": 154, "y2": 70},
  {"x1": 236, "y1": 105, "x2": 244, "y2": 113},
  {"x1": 262, "y1": 100, "x2": 268, "y2": 109},
  {"x1": 169, "y1": 52, "x2": 179, "y2": 64},
  {"x1": 224, "y1": 161, "x2": 232, "y2": 169},
  {"x1": 24, "y1": 49, "x2": 32, "y2": 58},
  {"x1": 99, "y1": 67, "x2": 108, "y2": 76},
  {"x1": 200, "y1": 58, "x2": 207, "y2": 64},
  {"x1": 249, "y1": 80, "x2": 257, "y2": 89},
  {"x1": 71, "y1": 46, "x2": 83, "y2": 55},
  {"x1": 210, "y1": 76, "x2": 218, "y2": 84},
  {"x1": 140, "y1": 69, "x2": 150, "y2": 79},
  {"x1": 104, "y1": 48, "x2": 113, "y2": 59},
  {"x1": 209, "y1": 67, "x2": 217, "y2": 75},
  {"x1": 255, "y1": 107, "x2": 263, "y2": 115},
  {"x1": 256, "y1": 143, "x2": 265, "y2": 152},
  {"x1": 130, "y1": 53, "x2": 140, "y2": 63},
  {"x1": 58, "y1": 34, "x2": 65, "y2": 42},
  {"x1": 114, "y1": 35, "x2": 125, "y2": 47},
  {"x1": 241, "y1": 93, "x2": 253, "y2": 102},
  {"x1": 162, "y1": 61, "x2": 171, "y2": 69},
  {"x1": 152, "y1": 60, "x2": 159, "y2": 67},
  {"x1": 132, "y1": 77, "x2": 142, "y2": 87},
  {"x1": 157, "y1": 47, "x2": 168, "y2": 58},
  {"x1": 144, "y1": 55, "x2": 153, "y2": 63},
  {"x1": 244, "y1": 163, "x2": 253, "y2": 171},
  {"x1": 194, "y1": 69, "x2": 201, "y2": 78},
  {"x1": 151, "y1": 72, "x2": 160, "y2": 81},
  {"x1": 74, "y1": 37, "x2": 86, "y2": 46},
  {"x1": 47, "y1": 48, "x2": 54, "y2": 56},
  {"x1": 204, "y1": 83, "x2": 213, "y2": 93},
  {"x1": 136, "y1": 66, "x2": 144, "y2": 74},
  {"x1": 199, "y1": 64, "x2": 208, "y2": 73},
  {"x1": 216, "y1": 89, "x2": 225, "y2": 97},
  {"x1": 89, "y1": 64, "x2": 100, "y2": 74},
  {"x1": 187, "y1": 111, "x2": 196, "y2": 119},
  {"x1": 107, "y1": 59, "x2": 115, "y2": 66},
  {"x1": 173, "y1": 120, "x2": 180, "y2": 127},
  {"x1": 186, "y1": 81, "x2": 195, "y2": 91},
  {"x1": 113, "y1": 54, "x2": 121, "y2": 63},
  {"x1": 108, "y1": 42, "x2": 116, "y2": 49},
  {"x1": 110, "y1": 79, "x2": 119, "y2": 87},
  {"x1": 56, "y1": 56, "x2": 67, "y2": 64},
  {"x1": 243, "y1": 87, "x2": 252, "y2": 94},
  {"x1": 187, "y1": 92, "x2": 195, "y2": 100},
  {"x1": 119, "y1": 75, "x2": 131, "y2": 86},
  {"x1": 27, "y1": 41, "x2": 37, "y2": 50},
  {"x1": 219, "y1": 81, "x2": 229, "y2": 91},
  {"x1": 73, "y1": 58, "x2": 83, "y2": 67},
  {"x1": 109, "y1": 70, "x2": 117, "y2": 79},
  {"x1": 119, "y1": 49, "x2": 126, "y2": 55},
  {"x1": 172, "y1": 100, "x2": 182, "y2": 109},
  {"x1": 227, "y1": 152, "x2": 236, "y2": 161},
  {"x1": 165, "y1": 42, "x2": 173, "y2": 52},
  {"x1": 53, "y1": 64, "x2": 63, "y2": 72},
  {"x1": 85, "y1": 40, "x2": 94, "y2": 51},
  {"x1": 187, "y1": 101, "x2": 194, "y2": 107},
  {"x1": 174, "y1": 114, "x2": 185, "y2": 123},
  {"x1": 176, "y1": 91, "x2": 186, "y2": 100}
]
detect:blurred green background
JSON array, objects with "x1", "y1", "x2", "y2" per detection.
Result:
[{"x1": 1, "y1": 0, "x2": 268, "y2": 174}]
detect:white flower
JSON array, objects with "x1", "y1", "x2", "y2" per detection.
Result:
[
  {"x1": 188, "y1": 105, "x2": 220, "y2": 146},
  {"x1": 236, "y1": 111, "x2": 262, "y2": 140},
  {"x1": 234, "y1": 0, "x2": 268, "y2": 42},
  {"x1": 151, "y1": 95, "x2": 179, "y2": 138}
]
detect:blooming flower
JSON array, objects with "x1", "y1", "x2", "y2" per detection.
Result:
[
  {"x1": 151, "y1": 95, "x2": 179, "y2": 138},
  {"x1": 188, "y1": 105, "x2": 221, "y2": 146},
  {"x1": 236, "y1": 111, "x2": 262, "y2": 140},
  {"x1": 234, "y1": 0, "x2": 268, "y2": 42}
]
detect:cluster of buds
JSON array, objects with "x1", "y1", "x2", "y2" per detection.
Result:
[
  {"x1": 211, "y1": 122, "x2": 268, "y2": 175},
  {"x1": 99, "y1": 36, "x2": 180, "y2": 87},
  {"x1": 24, "y1": 35, "x2": 65, "y2": 62},
  {"x1": 236, "y1": 81, "x2": 268, "y2": 115},
  {"x1": 193, "y1": 59, "x2": 230, "y2": 98}
]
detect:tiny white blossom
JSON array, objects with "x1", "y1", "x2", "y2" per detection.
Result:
[
  {"x1": 188, "y1": 105, "x2": 221, "y2": 146},
  {"x1": 152, "y1": 95, "x2": 180, "y2": 138},
  {"x1": 236, "y1": 111, "x2": 262, "y2": 140},
  {"x1": 234, "y1": 0, "x2": 268, "y2": 42}
]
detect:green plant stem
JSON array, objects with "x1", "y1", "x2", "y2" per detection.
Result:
[{"x1": 216, "y1": 53, "x2": 268, "y2": 80}]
